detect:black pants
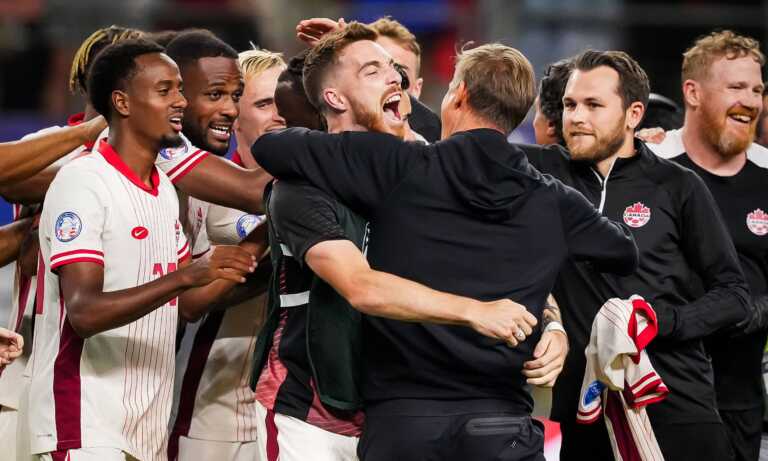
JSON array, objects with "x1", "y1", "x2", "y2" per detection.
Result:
[
  {"x1": 561, "y1": 419, "x2": 734, "y2": 461},
  {"x1": 720, "y1": 408, "x2": 762, "y2": 461},
  {"x1": 358, "y1": 399, "x2": 545, "y2": 461}
]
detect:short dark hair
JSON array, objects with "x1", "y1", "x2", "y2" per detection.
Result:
[
  {"x1": 303, "y1": 22, "x2": 379, "y2": 112},
  {"x1": 70, "y1": 25, "x2": 144, "y2": 95},
  {"x1": 278, "y1": 50, "x2": 326, "y2": 131},
  {"x1": 538, "y1": 58, "x2": 573, "y2": 144},
  {"x1": 87, "y1": 38, "x2": 165, "y2": 120},
  {"x1": 165, "y1": 29, "x2": 237, "y2": 70},
  {"x1": 572, "y1": 50, "x2": 650, "y2": 109},
  {"x1": 146, "y1": 30, "x2": 179, "y2": 48}
]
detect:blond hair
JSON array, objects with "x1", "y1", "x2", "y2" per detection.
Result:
[
  {"x1": 69, "y1": 26, "x2": 143, "y2": 95},
  {"x1": 238, "y1": 48, "x2": 285, "y2": 81},
  {"x1": 369, "y1": 17, "x2": 421, "y2": 74},
  {"x1": 682, "y1": 30, "x2": 765, "y2": 82},
  {"x1": 451, "y1": 43, "x2": 536, "y2": 134}
]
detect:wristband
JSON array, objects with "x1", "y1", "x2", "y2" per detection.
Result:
[{"x1": 544, "y1": 321, "x2": 566, "y2": 334}]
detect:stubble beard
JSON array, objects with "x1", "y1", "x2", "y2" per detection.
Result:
[
  {"x1": 568, "y1": 116, "x2": 627, "y2": 166},
  {"x1": 701, "y1": 105, "x2": 754, "y2": 158}
]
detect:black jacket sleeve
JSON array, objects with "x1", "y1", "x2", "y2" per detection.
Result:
[
  {"x1": 253, "y1": 128, "x2": 425, "y2": 219},
  {"x1": 555, "y1": 179, "x2": 639, "y2": 275},
  {"x1": 655, "y1": 172, "x2": 751, "y2": 341}
]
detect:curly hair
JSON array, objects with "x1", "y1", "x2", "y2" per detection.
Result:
[{"x1": 682, "y1": 30, "x2": 764, "y2": 82}]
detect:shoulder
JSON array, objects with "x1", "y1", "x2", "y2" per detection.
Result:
[
  {"x1": 53, "y1": 154, "x2": 109, "y2": 188},
  {"x1": 646, "y1": 128, "x2": 684, "y2": 158},
  {"x1": 747, "y1": 142, "x2": 768, "y2": 168}
]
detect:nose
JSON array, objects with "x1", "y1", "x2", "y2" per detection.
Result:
[
  {"x1": 271, "y1": 106, "x2": 286, "y2": 125},
  {"x1": 220, "y1": 98, "x2": 239, "y2": 120},
  {"x1": 387, "y1": 64, "x2": 402, "y2": 88},
  {"x1": 173, "y1": 92, "x2": 187, "y2": 110},
  {"x1": 568, "y1": 103, "x2": 588, "y2": 126}
]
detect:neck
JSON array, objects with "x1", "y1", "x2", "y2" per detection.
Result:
[
  {"x1": 84, "y1": 104, "x2": 100, "y2": 121},
  {"x1": 445, "y1": 109, "x2": 504, "y2": 139},
  {"x1": 107, "y1": 124, "x2": 159, "y2": 186},
  {"x1": 326, "y1": 113, "x2": 368, "y2": 135},
  {"x1": 595, "y1": 132, "x2": 636, "y2": 177},
  {"x1": 234, "y1": 133, "x2": 260, "y2": 169},
  {"x1": 681, "y1": 113, "x2": 747, "y2": 176}
]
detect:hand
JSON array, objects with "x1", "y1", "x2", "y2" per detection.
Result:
[
  {"x1": 183, "y1": 245, "x2": 256, "y2": 286},
  {"x1": 0, "y1": 327, "x2": 24, "y2": 367},
  {"x1": 296, "y1": 17, "x2": 346, "y2": 46},
  {"x1": 635, "y1": 127, "x2": 666, "y2": 144},
  {"x1": 522, "y1": 330, "x2": 568, "y2": 387},
  {"x1": 467, "y1": 299, "x2": 538, "y2": 347},
  {"x1": 81, "y1": 115, "x2": 107, "y2": 143}
]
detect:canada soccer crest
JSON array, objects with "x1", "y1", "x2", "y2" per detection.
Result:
[
  {"x1": 747, "y1": 208, "x2": 768, "y2": 236},
  {"x1": 55, "y1": 212, "x2": 82, "y2": 242},
  {"x1": 623, "y1": 202, "x2": 651, "y2": 228}
]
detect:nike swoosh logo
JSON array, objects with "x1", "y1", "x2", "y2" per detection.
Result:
[{"x1": 132, "y1": 227, "x2": 149, "y2": 240}]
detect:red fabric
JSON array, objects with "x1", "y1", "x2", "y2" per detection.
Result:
[
  {"x1": 53, "y1": 318, "x2": 84, "y2": 450},
  {"x1": 97, "y1": 140, "x2": 160, "y2": 196}
]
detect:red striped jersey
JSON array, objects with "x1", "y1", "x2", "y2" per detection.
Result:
[{"x1": 29, "y1": 140, "x2": 190, "y2": 461}]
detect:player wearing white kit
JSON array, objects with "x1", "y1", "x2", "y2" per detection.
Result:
[
  {"x1": 168, "y1": 47, "x2": 286, "y2": 461},
  {"x1": 28, "y1": 39, "x2": 257, "y2": 461}
]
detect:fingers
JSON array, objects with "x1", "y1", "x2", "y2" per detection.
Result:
[
  {"x1": 217, "y1": 268, "x2": 248, "y2": 284},
  {"x1": 213, "y1": 246, "x2": 257, "y2": 272},
  {"x1": 531, "y1": 332, "x2": 551, "y2": 358}
]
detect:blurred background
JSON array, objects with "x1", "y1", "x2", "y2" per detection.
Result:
[{"x1": 0, "y1": 0, "x2": 765, "y2": 218}]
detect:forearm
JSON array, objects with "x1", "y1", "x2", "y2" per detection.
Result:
[
  {"x1": 174, "y1": 157, "x2": 270, "y2": 214},
  {"x1": 66, "y1": 268, "x2": 194, "y2": 338},
  {"x1": 657, "y1": 285, "x2": 750, "y2": 341},
  {"x1": 0, "y1": 217, "x2": 34, "y2": 267},
  {"x1": 0, "y1": 165, "x2": 59, "y2": 204},
  {"x1": 346, "y1": 269, "x2": 477, "y2": 325},
  {"x1": 0, "y1": 124, "x2": 92, "y2": 184}
]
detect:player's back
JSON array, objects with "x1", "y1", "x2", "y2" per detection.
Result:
[{"x1": 30, "y1": 141, "x2": 189, "y2": 461}]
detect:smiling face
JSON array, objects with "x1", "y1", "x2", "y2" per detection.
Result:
[
  {"x1": 234, "y1": 65, "x2": 286, "y2": 154},
  {"x1": 328, "y1": 40, "x2": 405, "y2": 136},
  {"x1": 695, "y1": 55, "x2": 764, "y2": 157},
  {"x1": 126, "y1": 53, "x2": 187, "y2": 148},
  {"x1": 180, "y1": 56, "x2": 244, "y2": 155},
  {"x1": 562, "y1": 66, "x2": 632, "y2": 164}
]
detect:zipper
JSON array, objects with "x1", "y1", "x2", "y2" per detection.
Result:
[{"x1": 591, "y1": 158, "x2": 617, "y2": 214}]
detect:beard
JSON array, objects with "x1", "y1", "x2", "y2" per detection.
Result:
[
  {"x1": 567, "y1": 115, "x2": 627, "y2": 165},
  {"x1": 347, "y1": 96, "x2": 405, "y2": 139},
  {"x1": 159, "y1": 132, "x2": 184, "y2": 149},
  {"x1": 700, "y1": 104, "x2": 755, "y2": 158},
  {"x1": 182, "y1": 116, "x2": 229, "y2": 156}
]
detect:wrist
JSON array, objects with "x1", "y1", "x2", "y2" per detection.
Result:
[{"x1": 544, "y1": 321, "x2": 566, "y2": 336}]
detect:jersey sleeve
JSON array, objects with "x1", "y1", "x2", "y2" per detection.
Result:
[
  {"x1": 253, "y1": 128, "x2": 426, "y2": 219},
  {"x1": 43, "y1": 168, "x2": 107, "y2": 271},
  {"x1": 154, "y1": 133, "x2": 210, "y2": 184},
  {"x1": 268, "y1": 181, "x2": 348, "y2": 264},
  {"x1": 205, "y1": 203, "x2": 264, "y2": 245},
  {"x1": 555, "y1": 179, "x2": 639, "y2": 275}
]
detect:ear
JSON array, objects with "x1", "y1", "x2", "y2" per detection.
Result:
[
  {"x1": 410, "y1": 77, "x2": 424, "y2": 99},
  {"x1": 453, "y1": 81, "x2": 468, "y2": 109},
  {"x1": 112, "y1": 90, "x2": 130, "y2": 118},
  {"x1": 546, "y1": 119, "x2": 557, "y2": 138},
  {"x1": 682, "y1": 79, "x2": 701, "y2": 109},
  {"x1": 626, "y1": 101, "x2": 645, "y2": 130},
  {"x1": 322, "y1": 88, "x2": 346, "y2": 113}
]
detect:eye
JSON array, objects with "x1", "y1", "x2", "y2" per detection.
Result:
[
  {"x1": 366, "y1": 69, "x2": 379, "y2": 76},
  {"x1": 207, "y1": 91, "x2": 222, "y2": 101},
  {"x1": 158, "y1": 88, "x2": 169, "y2": 96},
  {"x1": 588, "y1": 102, "x2": 600, "y2": 109},
  {"x1": 232, "y1": 92, "x2": 242, "y2": 103}
]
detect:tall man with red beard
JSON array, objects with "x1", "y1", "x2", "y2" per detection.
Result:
[
  {"x1": 522, "y1": 50, "x2": 750, "y2": 461},
  {"x1": 646, "y1": 31, "x2": 768, "y2": 461}
]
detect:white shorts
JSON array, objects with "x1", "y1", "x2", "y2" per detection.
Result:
[
  {"x1": 177, "y1": 437, "x2": 259, "y2": 461},
  {"x1": 0, "y1": 405, "x2": 18, "y2": 461},
  {"x1": 36, "y1": 447, "x2": 136, "y2": 461},
  {"x1": 254, "y1": 401, "x2": 358, "y2": 461},
  {"x1": 15, "y1": 374, "x2": 33, "y2": 461}
]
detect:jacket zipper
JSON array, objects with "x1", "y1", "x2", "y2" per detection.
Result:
[{"x1": 591, "y1": 159, "x2": 617, "y2": 214}]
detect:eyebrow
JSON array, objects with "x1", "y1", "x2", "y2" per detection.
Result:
[
  {"x1": 359, "y1": 60, "x2": 383, "y2": 73},
  {"x1": 254, "y1": 97, "x2": 275, "y2": 105}
]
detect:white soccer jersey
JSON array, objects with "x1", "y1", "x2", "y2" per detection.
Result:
[
  {"x1": 170, "y1": 191, "x2": 265, "y2": 455},
  {"x1": 29, "y1": 140, "x2": 190, "y2": 461},
  {"x1": 648, "y1": 127, "x2": 768, "y2": 168}
]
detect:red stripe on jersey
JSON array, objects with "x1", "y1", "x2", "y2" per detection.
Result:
[
  {"x1": 265, "y1": 409, "x2": 280, "y2": 461},
  {"x1": 51, "y1": 257, "x2": 105, "y2": 271},
  {"x1": 35, "y1": 251, "x2": 45, "y2": 315},
  {"x1": 97, "y1": 140, "x2": 160, "y2": 196},
  {"x1": 14, "y1": 274, "x2": 32, "y2": 332},
  {"x1": 168, "y1": 311, "x2": 226, "y2": 460},
  {"x1": 604, "y1": 391, "x2": 643, "y2": 461},
  {"x1": 305, "y1": 377, "x2": 363, "y2": 436},
  {"x1": 67, "y1": 113, "x2": 85, "y2": 126},
  {"x1": 53, "y1": 317, "x2": 85, "y2": 451},
  {"x1": 177, "y1": 241, "x2": 189, "y2": 257},
  {"x1": 167, "y1": 150, "x2": 208, "y2": 183},
  {"x1": 231, "y1": 151, "x2": 244, "y2": 167},
  {"x1": 51, "y1": 249, "x2": 104, "y2": 261}
]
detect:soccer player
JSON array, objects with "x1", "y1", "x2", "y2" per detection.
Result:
[
  {"x1": 645, "y1": 31, "x2": 767, "y2": 461},
  {"x1": 274, "y1": 50, "x2": 326, "y2": 130},
  {"x1": 253, "y1": 37, "x2": 640, "y2": 460},
  {"x1": 28, "y1": 39, "x2": 256, "y2": 461},
  {"x1": 169, "y1": 48, "x2": 287, "y2": 461},
  {"x1": 532, "y1": 58, "x2": 572, "y2": 146},
  {"x1": 523, "y1": 50, "x2": 749, "y2": 461}
]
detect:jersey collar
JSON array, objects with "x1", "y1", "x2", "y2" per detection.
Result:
[{"x1": 97, "y1": 140, "x2": 160, "y2": 196}]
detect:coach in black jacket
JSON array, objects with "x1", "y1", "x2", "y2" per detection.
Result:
[
  {"x1": 527, "y1": 50, "x2": 749, "y2": 461},
  {"x1": 253, "y1": 43, "x2": 638, "y2": 461}
]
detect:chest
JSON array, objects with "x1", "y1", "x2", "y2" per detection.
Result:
[{"x1": 706, "y1": 182, "x2": 768, "y2": 256}]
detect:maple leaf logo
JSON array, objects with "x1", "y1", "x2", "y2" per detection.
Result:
[
  {"x1": 623, "y1": 202, "x2": 651, "y2": 228},
  {"x1": 747, "y1": 208, "x2": 768, "y2": 236}
]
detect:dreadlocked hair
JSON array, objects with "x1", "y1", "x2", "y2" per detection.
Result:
[{"x1": 70, "y1": 25, "x2": 144, "y2": 95}]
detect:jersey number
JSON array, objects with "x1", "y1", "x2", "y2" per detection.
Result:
[{"x1": 152, "y1": 263, "x2": 178, "y2": 307}]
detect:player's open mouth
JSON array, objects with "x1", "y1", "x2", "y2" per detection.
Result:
[
  {"x1": 728, "y1": 114, "x2": 753, "y2": 125},
  {"x1": 169, "y1": 116, "x2": 183, "y2": 132},
  {"x1": 209, "y1": 123, "x2": 232, "y2": 141},
  {"x1": 382, "y1": 92, "x2": 403, "y2": 123}
]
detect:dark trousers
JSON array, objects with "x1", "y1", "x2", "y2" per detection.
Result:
[
  {"x1": 358, "y1": 399, "x2": 545, "y2": 461},
  {"x1": 561, "y1": 418, "x2": 734, "y2": 461},
  {"x1": 720, "y1": 408, "x2": 762, "y2": 461}
]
